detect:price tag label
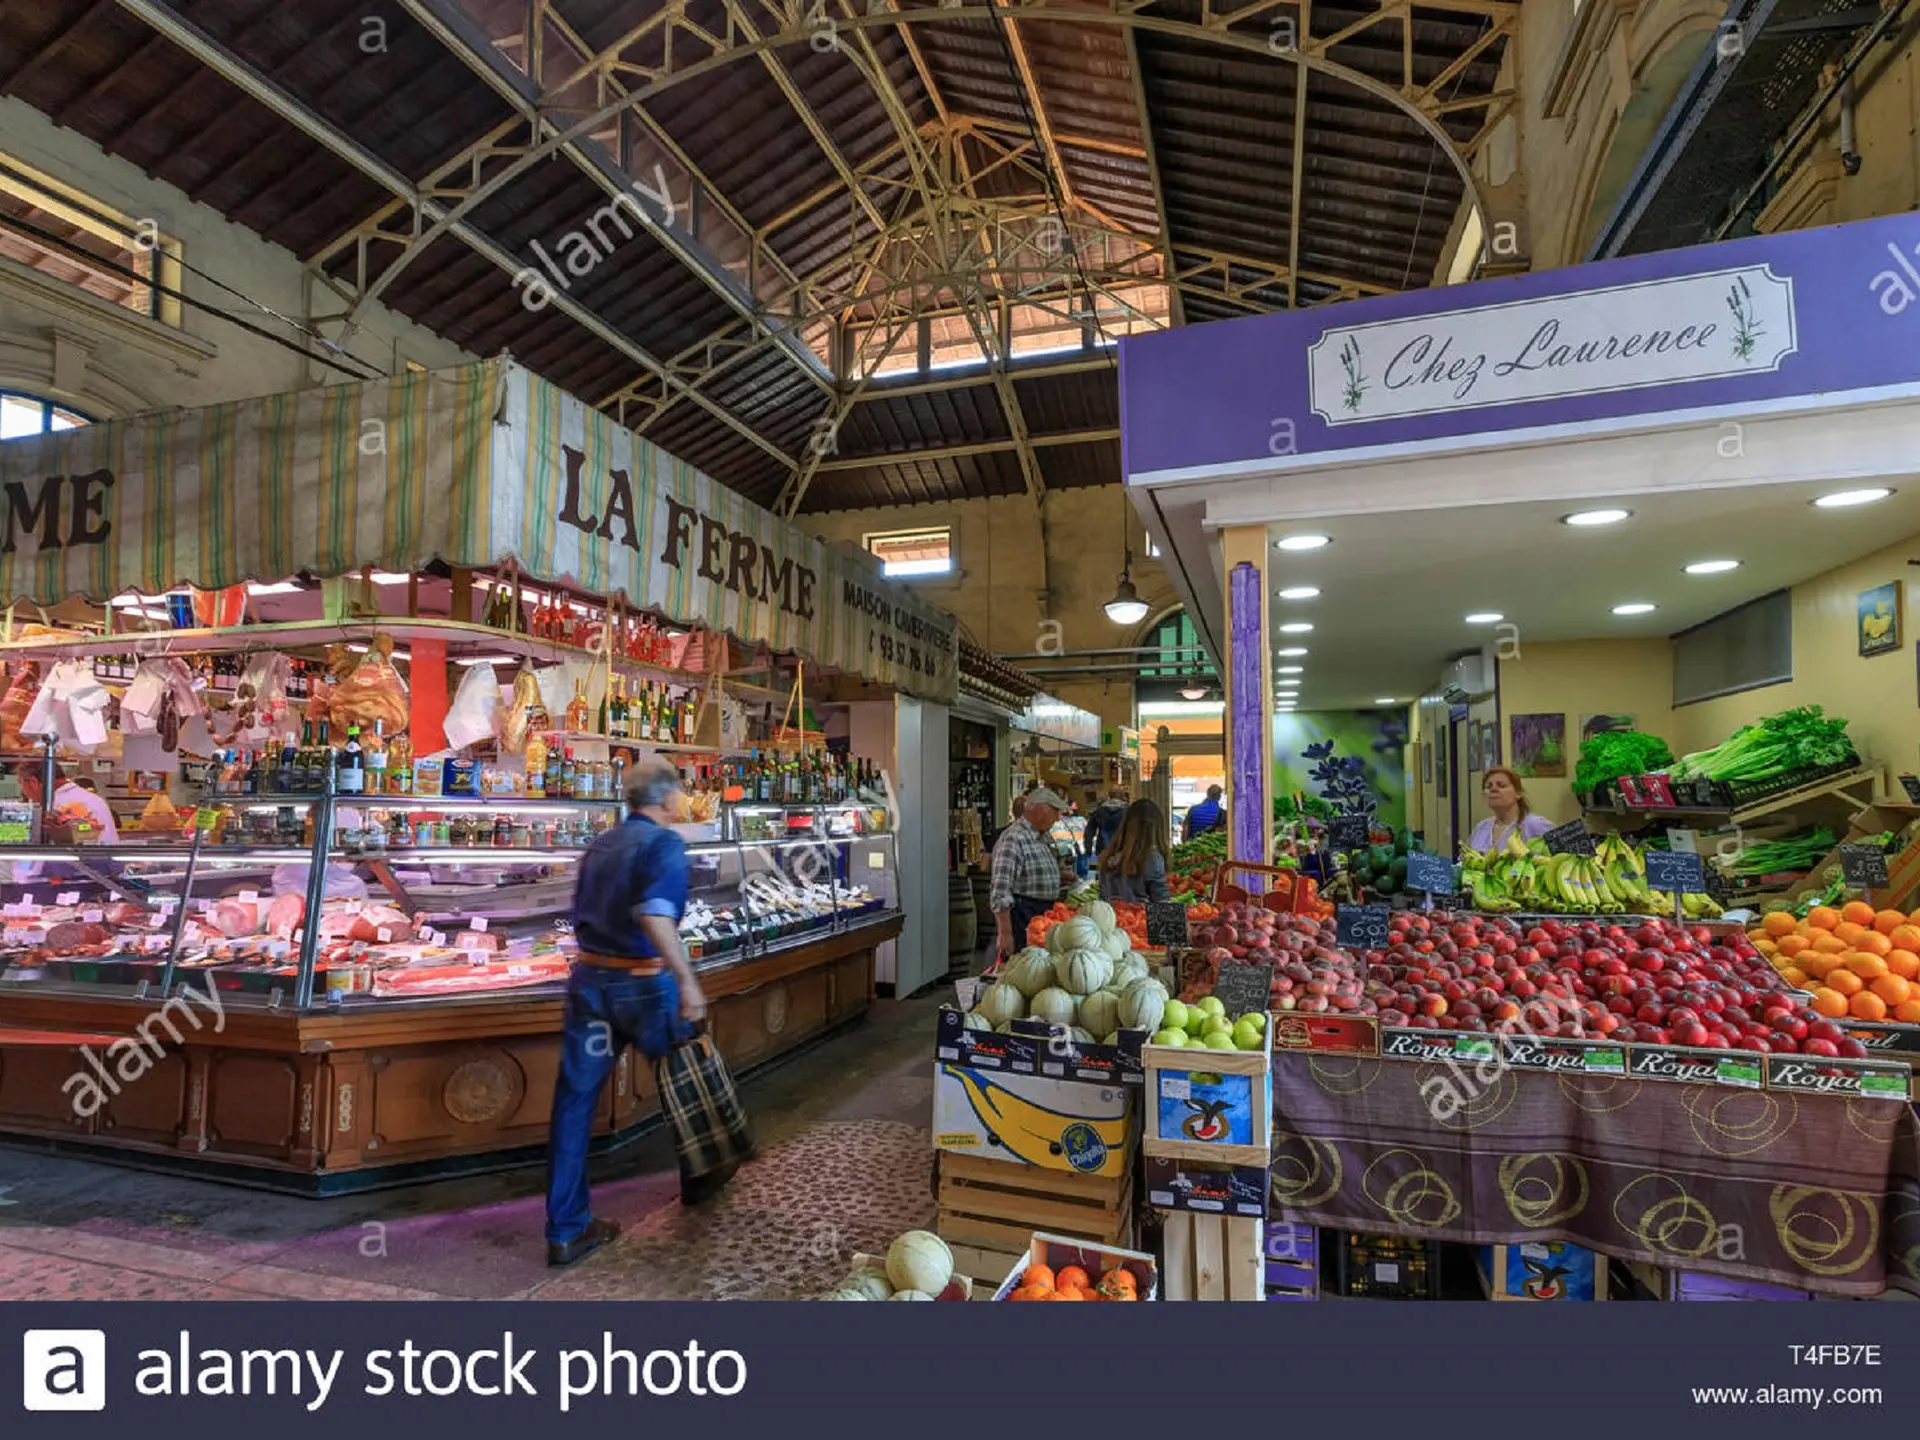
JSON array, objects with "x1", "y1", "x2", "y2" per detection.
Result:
[
  {"x1": 238, "y1": 890, "x2": 259, "y2": 903},
  {"x1": 866, "y1": 852, "x2": 885, "y2": 870},
  {"x1": 1327, "y1": 815, "x2": 1370, "y2": 853},
  {"x1": 1645, "y1": 849, "x2": 1705, "y2": 894},
  {"x1": 1582, "y1": 1047, "x2": 1627, "y2": 1075},
  {"x1": 470, "y1": 916, "x2": 489, "y2": 932},
  {"x1": 376, "y1": 928, "x2": 395, "y2": 943},
  {"x1": 56, "y1": 891, "x2": 80, "y2": 906},
  {"x1": 1145, "y1": 902, "x2": 1189, "y2": 948},
  {"x1": 81, "y1": 909, "x2": 104, "y2": 924},
  {"x1": 1543, "y1": 820, "x2": 1595, "y2": 857},
  {"x1": 1211, "y1": 962, "x2": 1272, "y2": 1021},
  {"x1": 1860, "y1": 1072, "x2": 1908, "y2": 1100},
  {"x1": 1715, "y1": 1057, "x2": 1763, "y2": 1089},
  {"x1": 1453, "y1": 1036, "x2": 1496, "y2": 1061},
  {"x1": 1160, "y1": 1076, "x2": 1192, "y2": 1102},
  {"x1": 1335, "y1": 903, "x2": 1390, "y2": 950},
  {"x1": 1839, "y1": 844, "x2": 1890, "y2": 889},
  {"x1": 1404, "y1": 851, "x2": 1455, "y2": 895}
]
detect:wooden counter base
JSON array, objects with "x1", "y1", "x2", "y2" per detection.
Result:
[{"x1": 0, "y1": 918, "x2": 897, "y2": 1191}]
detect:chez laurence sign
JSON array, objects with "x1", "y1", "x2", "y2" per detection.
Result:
[{"x1": 1307, "y1": 264, "x2": 1799, "y2": 426}]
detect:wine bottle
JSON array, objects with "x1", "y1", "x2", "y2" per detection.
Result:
[{"x1": 338, "y1": 726, "x2": 365, "y2": 796}]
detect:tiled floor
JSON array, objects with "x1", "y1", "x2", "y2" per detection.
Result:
[{"x1": 0, "y1": 994, "x2": 943, "y2": 1301}]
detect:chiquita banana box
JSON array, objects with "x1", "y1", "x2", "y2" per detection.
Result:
[{"x1": 933, "y1": 1009, "x2": 1141, "y2": 1177}]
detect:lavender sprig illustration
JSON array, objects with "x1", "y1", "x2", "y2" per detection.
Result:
[
  {"x1": 1726, "y1": 276, "x2": 1763, "y2": 361},
  {"x1": 1339, "y1": 336, "x2": 1367, "y2": 411}
]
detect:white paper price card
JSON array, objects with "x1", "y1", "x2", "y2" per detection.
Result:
[
  {"x1": 81, "y1": 909, "x2": 104, "y2": 924},
  {"x1": 470, "y1": 916, "x2": 489, "y2": 932},
  {"x1": 866, "y1": 852, "x2": 885, "y2": 870},
  {"x1": 376, "y1": 928, "x2": 395, "y2": 943},
  {"x1": 238, "y1": 890, "x2": 258, "y2": 903},
  {"x1": 1160, "y1": 1076, "x2": 1192, "y2": 1102},
  {"x1": 56, "y1": 891, "x2": 79, "y2": 906},
  {"x1": 1375, "y1": 1263, "x2": 1400, "y2": 1284}
]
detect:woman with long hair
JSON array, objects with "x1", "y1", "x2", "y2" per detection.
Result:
[
  {"x1": 1466, "y1": 765, "x2": 1555, "y2": 853},
  {"x1": 1097, "y1": 798, "x2": 1172, "y2": 903}
]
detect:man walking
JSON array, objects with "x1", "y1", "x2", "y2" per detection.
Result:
[
  {"x1": 546, "y1": 762, "x2": 717, "y2": 1267},
  {"x1": 1182, "y1": 784, "x2": 1227, "y2": 843},
  {"x1": 1084, "y1": 787, "x2": 1128, "y2": 862},
  {"x1": 990, "y1": 786, "x2": 1067, "y2": 962}
]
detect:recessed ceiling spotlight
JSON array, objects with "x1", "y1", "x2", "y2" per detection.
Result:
[
  {"x1": 1684, "y1": 559, "x2": 1741, "y2": 575},
  {"x1": 1276, "y1": 665, "x2": 1304, "y2": 674},
  {"x1": 1374, "y1": 697, "x2": 1400, "y2": 705},
  {"x1": 1277, "y1": 586, "x2": 1320, "y2": 600},
  {"x1": 1279, "y1": 622, "x2": 1314, "y2": 634},
  {"x1": 1464, "y1": 612, "x2": 1504, "y2": 624},
  {"x1": 1562, "y1": 508, "x2": 1632, "y2": 527},
  {"x1": 1276, "y1": 646, "x2": 1309, "y2": 657},
  {"x1": 1275, "y1": 533, "x2": 1331, "y2": 551},
  {"x1": 1612, "y1": 602, "x2": 1657, "y2": 616},
  {"x1": 1812, "y1": 487, "x2": 1893, "y2": 508}
]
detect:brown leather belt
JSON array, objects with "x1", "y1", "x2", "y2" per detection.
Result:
[{"x1": 576, "y1": 951, "x2": 667, "y2": 974}]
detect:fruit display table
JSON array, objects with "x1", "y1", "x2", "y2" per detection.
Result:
[{"x1": 1266, "y1": 1051, "x2": 1920, "y2": 1297}]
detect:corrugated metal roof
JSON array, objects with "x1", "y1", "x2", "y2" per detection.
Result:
[{"x1": 2, "y1": 0, "x2": 1512, "y2": 516}]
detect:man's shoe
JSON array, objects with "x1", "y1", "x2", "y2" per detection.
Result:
[
  {"x1": 547, "y1": 1217, "x2": 621, "y2": 1267},
  {"x1": 681, "y1": 1164, "x2": 739, "y2": 1206}
]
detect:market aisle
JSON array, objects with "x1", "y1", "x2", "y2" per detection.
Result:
[{"x1": 0, "y1": 996, "x2": 942, "y2": 1301}]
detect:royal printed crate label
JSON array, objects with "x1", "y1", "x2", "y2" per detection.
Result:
[
  {"x1": 1144, "y1": 1156, "x2": 1267, "y2": 1217},
  {"x1": 1381, "y1": 1027, "x2": 1457, "y2": 1063},
  {"x1": 1845, "y1": 1021, "x2": 1920, "y2": 1055},
  {"x1": 1764, "y1": 1053, "x2": 1911, "y2": 1100},
  {"x1": 1501, "y1": 1034, "x2": 1620, "y2": 1073},
  {"x1": 1628, "y1": 1044, "x2": 1749, "y2": 1086}
]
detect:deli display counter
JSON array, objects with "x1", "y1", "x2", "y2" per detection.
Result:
[{"x1": 0, "y1": 784, "x2": 900, "y2": 1189}]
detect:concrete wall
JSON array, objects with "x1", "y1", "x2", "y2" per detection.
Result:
[
  {"x1": 0, "y1": 97, "x2": 474, "y2": 421},
  {"x1": 803, "y1": 487, "x2": 1178, "y2": 730}
]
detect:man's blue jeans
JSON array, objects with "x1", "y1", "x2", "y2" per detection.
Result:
[{"x1": 545, "y1": 963, "x2": 691, "y2": 1246}]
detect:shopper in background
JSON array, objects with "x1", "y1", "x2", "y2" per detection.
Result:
[
  {"x1": 1466, "y1": 766, "x2": 1555, "y2": 853},
  {"x1": 546, "y1": 761, "x2": 715, "y2": 1267},
  {"x1": 990, "y1": 786, "x2": 1067, "y2": 961},
  {"x1": 1182, "y1": 783, "x2": 1227, "y2": 842},
  {"x1": 1097, "y1": 798, "x2": 1172, "y2": 904},
  {"x1": 1084, "y1": 787, "x2": 1128, "y2": 863}
]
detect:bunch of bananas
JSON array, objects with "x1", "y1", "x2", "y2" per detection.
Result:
[{"x1": 1460, "y1": 831, "x2": 1723, "y2": 917}]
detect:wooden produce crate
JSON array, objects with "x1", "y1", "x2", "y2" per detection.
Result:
[
  {"x1": 1780, "y1": 803, "x2": 1920, "y2": 912},
  {"x1": 1160, "y1": 1211, "x2": 1264, "y2": 1301},
  {"x1": 1141, "y1": 1027, "x2": 1272, "y2": 1168},
  {"x1": 935, "y1": 1151, "x2": 1134, "y2": 1287},
  {"x1": 1263, "y1": 1221, "x2": 1319, "y2": 1300},
  {"x1": 990, "y1": 1231, "x2": 1159, "y2": 1300}
]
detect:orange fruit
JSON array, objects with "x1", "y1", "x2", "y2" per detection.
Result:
[
  {"x1": 1776, "y1": 934, "x2": 1813, "y2": 958},
  {"x1": 1754, "y1": 939, "x2": 1779, "y2": 957},
  {"x1": 1024, "y1": 1264, "x2": 1055, "y2": 1292},
  {"x1": 1048, "y1": 1288, "x2": 1085, "y2": 1301},
  {"x1": 1842, "y1": 900, "x2": 1878, "y2": 927},
  {"x1": 1894, "y1": 1000, "x2": 1920, "y2": 1024},
  {"x1": 1856, "y1": 931, "x2": 1893, "y2": 957},
  {"x1": 1886, "y1": 949, "x2": 1920, "y2": 980},
  {"x1": 1811, "y1": 933, "x2": 1850, "y2": 954},
  {"x1": 1812, "y1": 989, "x2": 1850, "y2": 1018},
  {"x1": 1012, "y1": 1282, "x2": 1051, "y2": 1301},
  {"x1": 1780, "y1": 966, "x2": 1809, "y2": 989},
  {"x1": 1807, "y1": 906, "x2": 1841, "y2": 931},
  {"x1": 1849, "y1": 991, "x2": 1888, "y2": 1021},
  {"x1": 1889, "y1": 925, "x2": 1920, "y2": 953},
  {"x1": 1056, "y1": 1265, "x2": 1089, "y2": 1292},
  {"x1": 1833, "y1": 921, "x2": 1869, "y2": 946},
  {"x1": 1763, "y1": 912, "x2": 1799, "y2": 938},
  {"x1": 1845, "y1": 952, "x2": 1889, "y2": 980},
  {"x1": 1827, "y1": 968, "x2": 1864, "y2": 996},
  {"x1": 1870, "y1": 973, "x2": 1912, "y2": 1007},
  {"x1": 1874, "y1": 909, "x2": 1907, "y2": 935}
]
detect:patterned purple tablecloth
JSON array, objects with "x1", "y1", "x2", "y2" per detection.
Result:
[{"x1": 1268, "y1": 1052, "x2": 1920, "y2": 1297}]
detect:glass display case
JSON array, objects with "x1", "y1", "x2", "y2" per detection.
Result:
[{"x1": 0, "y1": 788, "x2": 903, "y2": 1011}]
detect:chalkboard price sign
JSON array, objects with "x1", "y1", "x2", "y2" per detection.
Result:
[
  {"x1": 1145, "y1": 902, "x2": 1190, "y2": 948},
  {"x1": 1839, "y1": 843, "x2": 1891, "y2": 889},
  {"x1": 1544, "y1": 819, "x2": 1596, "y2": 857},
  {"x1": 1900, "y1": 774, "x2": 1920, "y2": 805},
  {"x1": 1327, "y1": 815, "x2": 1371, "y2": 853},
  {"x1": 1335, "y1": 903, "x2": 1391, "y2": 950},
  {"x1": 1211, "y1": 962, "x2": 1274, "y2": 1021},
  {"x1": 1645, "y1": 848, "x2": 1705, "y2": 894},
  {"x1": 1404, "y1": 850, "x2": 1456, "y2": 895}
]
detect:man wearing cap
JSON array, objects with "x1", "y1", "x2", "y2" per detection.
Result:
[{"x1": 990, "y1": 786, "x2": 1067, "y2": 961}]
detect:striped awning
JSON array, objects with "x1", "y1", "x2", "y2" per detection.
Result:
[{"x1": 0, "y1": 358, "x2": 959, "y2": 703}]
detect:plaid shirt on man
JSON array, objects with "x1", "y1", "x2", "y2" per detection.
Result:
[{"x1": 990, "y1": 817, "x2": 1062, "y2": 913}]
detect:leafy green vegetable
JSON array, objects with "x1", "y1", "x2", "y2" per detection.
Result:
[
  {"x1": 1671, "y1": 706, "x2": 1854, "y2": 784},
  {"x1": 1573, "y1": 730, "x2": 1675, "y2": 796},
  {"x1": 1723, "y1": 828, "x2": 1834, "y2": 877}
]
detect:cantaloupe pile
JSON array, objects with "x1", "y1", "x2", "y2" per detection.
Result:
[{"x1": 1750, "y1": 901, "x2": 1920, "y2": 1024}]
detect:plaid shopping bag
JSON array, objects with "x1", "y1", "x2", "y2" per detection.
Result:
[{"x1": 655, "y1": 1030, "x2": 755, "y2": 1198}]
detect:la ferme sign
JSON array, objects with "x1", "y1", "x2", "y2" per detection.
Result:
[{"x1": 1307, "y1": 265, "x2": 1798, "y2": 425}]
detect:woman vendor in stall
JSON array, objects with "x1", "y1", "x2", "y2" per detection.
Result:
[{"x1": 1466, "y1": 766, "x2": 1554, "y2": 853}]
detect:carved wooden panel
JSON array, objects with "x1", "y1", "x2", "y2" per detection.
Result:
[
  {"x1": 204, "y1": 1053, "x2": 302, "y2": 1160},
  {"x1": 0, "y1": 1042, "x2": 94, "y2": 1134},
  {"x1": 97, "y1": 1048, "x2": 189, "y2": 1148}
]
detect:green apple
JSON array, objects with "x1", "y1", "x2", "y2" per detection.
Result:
[
  {"x1": 1232, "y1": 1016, "x2": 1263, "y2": 1047},
  {"x1": 1162, "y1": 999, "x2": 1190, "y2": 1032},
  {"x1": 1242, "y1": 1011, "x2": 1268, "y2": 1032},
  {"x1": 1186, "y1": 1008, "x2": 1210, "y2": 1035},
  {"x1": 1197, "y1": 996, "x2": 1227, "y2": 1019},
  {"x1": 1151, "y1": 1027, "x2": 1189, "y2": 1047},
  {"x1": 1202, "y1": 1031, "x2": 1238, "y2": 1050}
]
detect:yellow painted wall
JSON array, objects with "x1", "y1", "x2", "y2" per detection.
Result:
[
  {"x1": 1497, "y1": 639, "x2": 1678, "y2": 824},
  {"x1": 803, "y1": 488, "x2": 1176, "y2": 731},
  {"x1": 1665, "y1": 532, "x2": 1920, "y2": 785}
]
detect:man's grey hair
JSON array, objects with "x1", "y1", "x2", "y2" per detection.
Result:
[{"x1": 626, "y1": 761, "x2": 683, "y2": 813}]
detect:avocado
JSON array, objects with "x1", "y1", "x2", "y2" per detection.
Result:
[{"x1": 1390, "y1": 855, "x2": 1409, "y2": 882}]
